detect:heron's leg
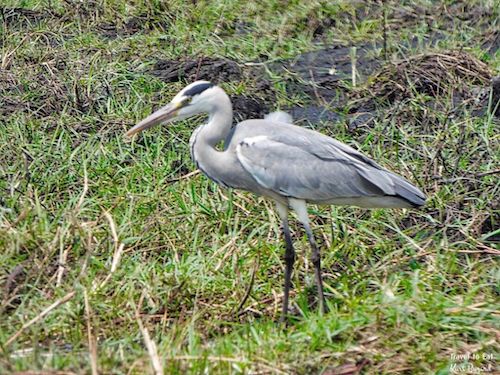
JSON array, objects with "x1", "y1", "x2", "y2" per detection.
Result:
[
  {"x1": 276, "y1": 202, "x2": 295, "y2": 322},
  {"x1": 289, "y1": 199, "x2": 326, "y2": 314}
]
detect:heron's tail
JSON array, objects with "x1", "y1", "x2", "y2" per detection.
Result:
[
  {"x1": 265, "y1": 111, "x2": 293, "y2": 124},
  {"x1": 388, "y1": 172, "x2": 427, "y2": 207},
  {"x1": 357, "y1": 167, "x2": 427, "y2": 208}
]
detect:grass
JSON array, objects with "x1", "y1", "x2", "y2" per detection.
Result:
[{"x1": 1, "y1": 0, "x2": 499, "y2": 373}]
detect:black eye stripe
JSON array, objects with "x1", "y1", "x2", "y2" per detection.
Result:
[{"x1": 184, "y1": 82, "x2": 214, "y2": 97}]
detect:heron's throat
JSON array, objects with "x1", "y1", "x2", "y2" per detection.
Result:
[
  {"x1": 189, "y1": 97, "x2": 236, "y2": 187},
  {"x1": 199, "y1": 99, "x2": 233, "y2": 148},
  {"x1": 190, "y1": 96, "x2": 233, "y2": 171}
]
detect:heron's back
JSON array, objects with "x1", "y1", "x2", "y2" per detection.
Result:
[{"x1": 228, "y1": 119, "x2": 426, "y2": 208}]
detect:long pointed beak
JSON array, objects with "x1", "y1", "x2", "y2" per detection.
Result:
[{"x1": 125, "y1": 102, "x2": 180, "y2": 137}]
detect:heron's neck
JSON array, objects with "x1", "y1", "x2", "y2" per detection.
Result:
[
  {"x1": 199, "y1": 99, "x2": 233, "y2": 147},
  {"x1": 191, "y1": 96, "x2": 233, "y2": 178}
]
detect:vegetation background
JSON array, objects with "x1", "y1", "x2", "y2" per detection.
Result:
[{"x1": 0, "y1": 0, "x2": 498, "y2": 373}]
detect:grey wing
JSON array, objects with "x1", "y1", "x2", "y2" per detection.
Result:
[{"x1": 235, "y1": 132, "x2": 426, "y2": 206}]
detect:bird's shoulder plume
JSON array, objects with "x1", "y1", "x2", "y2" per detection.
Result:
[{"x1": 264, "y1": 111, "x2": 293, "y2": 124}]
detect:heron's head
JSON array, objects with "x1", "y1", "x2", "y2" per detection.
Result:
[{"x1": 125, "y1": 80, "x2": 222, "y2": 137}]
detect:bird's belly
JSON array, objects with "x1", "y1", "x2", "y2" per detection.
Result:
[
  {"x1": 195, "y1": 158, "x2": 259, "y2": 192},
  {"x1": 312, "y1": 195, "x2": 414, "y2": 208}
]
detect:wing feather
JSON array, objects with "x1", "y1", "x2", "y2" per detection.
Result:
[{"x1": 235, "y1": 130, "x2": 425, "y2": 206}]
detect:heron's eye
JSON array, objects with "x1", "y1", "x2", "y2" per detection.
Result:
[{"x1": 181, "y1": 97, "x2": 192, "y2": 106}]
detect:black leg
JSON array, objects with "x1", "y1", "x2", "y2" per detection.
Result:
[
  {"x1": 280, "y1": 218, "x2": 295, "y2": 323},
  {"x1": 303, "y1": 225, "x2": 326, "y2": 314}
]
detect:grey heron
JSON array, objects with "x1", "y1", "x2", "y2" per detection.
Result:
[{"x1": 126, "y1": 80, "x2": 426, "y2": 321}]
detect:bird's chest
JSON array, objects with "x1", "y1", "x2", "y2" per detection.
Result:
[
  {"x1": 189, "y1": 128, "x2": 230, "y2": 188},
  {"x1": 188, "y1": 127, "x2": 201, "y2": 165}
]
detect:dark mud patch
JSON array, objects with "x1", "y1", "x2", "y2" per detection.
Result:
[
  {"x1": 152, "y1": 58, "x2": 242, "y2": 84},
  {"x1": 465, "y1": 191, "x2": 500, "y2": 243},
  {"x1": 481, "y1": 29, "x2": 499, "y2": 54},
  {"x1": 294, "y1": 12, "x2": 337, "y2": 40},
  {"x1": 276, "y1": 48, "x2": 493, "y2": 132},
  {"x1": 480, "y1": 212, "x2": 499, "y2": 243},
  {"x1": 148, "y1": 47, "x2": 495, "y2": 125},
  {"x1": 98, "y1": 22, "x2": 121, "y2": 39},
  {"x1": 272, "y1": 1, "x2": 498, "y2": 105},
  {"x1": 271, "y1": 43, "x2": 381, "y2": 103},
  {"x1": 123, "y1": 14, "x2": 169, "y2": 34},
  {"x1": 231, "y1": 96, "x2": 269, "y2": 122},
  {"x1": 288, "y1": 106, "x2": 342, "y2": 124},
  {"x1": 490, "y1": 77, "x2": 500, "y2": 116}
]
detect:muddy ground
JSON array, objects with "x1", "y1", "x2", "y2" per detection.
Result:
[{"x1": 151, "y1": 45, "x2": 496, "y2": 124}]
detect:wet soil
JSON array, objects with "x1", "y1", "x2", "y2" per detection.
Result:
[
  {"x1": 271, "y1": 43, "x2": 381, "y2": 103},
  {"x1": 152, "y1": 58, "x2": 242, "y2": 84},
  {"x1": 288, "y1": 106, "x2": 343, "y2": 124},
  {"x1": 149, "y1": 43, "x2": 495, "y2": 126},
  {"x1": 149, "y1": 44, "x2": 382, "y2": 123}
]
